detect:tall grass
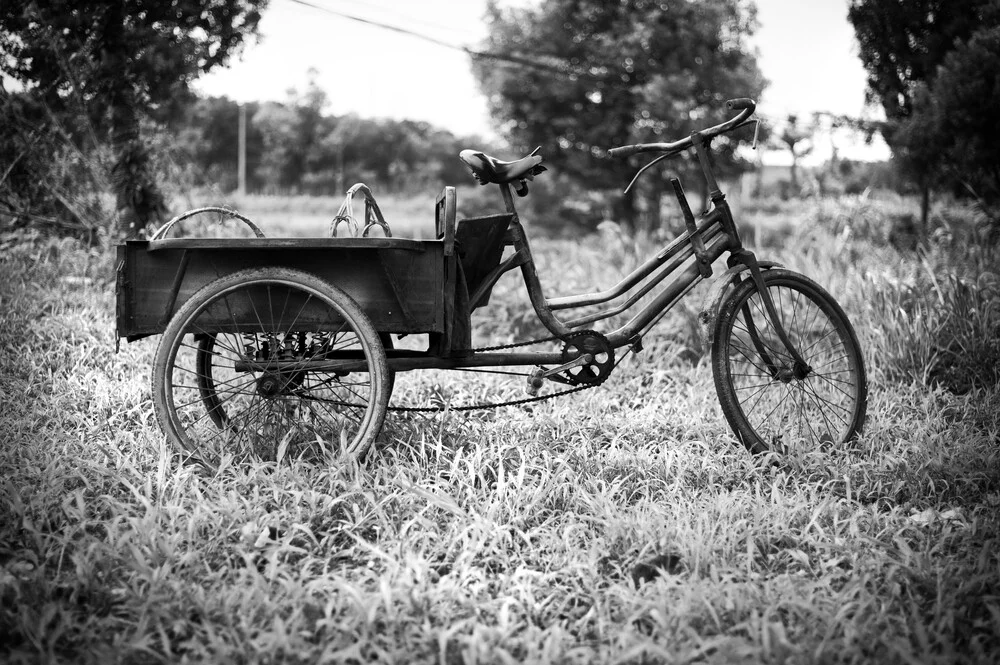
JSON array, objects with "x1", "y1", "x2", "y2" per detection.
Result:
[{"x1": 1, "y1": 197, "x2": 998, "y2": 664}]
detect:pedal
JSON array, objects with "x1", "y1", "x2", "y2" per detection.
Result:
[
  {"x1": 526, "y1": 368, "x2": 545, "y2": 396},
  {"x1": 525, "y1": 354, "x2": 594, "y2": 395}
]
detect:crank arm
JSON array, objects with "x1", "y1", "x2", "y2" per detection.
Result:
[{"x1": 526, "y1": 354, "x2": 593, "y2": 395}]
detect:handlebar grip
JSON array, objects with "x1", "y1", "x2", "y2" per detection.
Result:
[
  {"x1": 725, "y1": 98, "x2": 756, "y2": 111},
  {"x1": 607, "y1": 144, "x2": 642, "y2": 159}
]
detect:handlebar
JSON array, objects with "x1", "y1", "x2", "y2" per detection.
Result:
[{"x1": 607, "y1": 98, "x2": 756, "y2": 159}]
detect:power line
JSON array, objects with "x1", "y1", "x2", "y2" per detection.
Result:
[
  {"x1": 327, "y1": 0, "x2": 471, "y2": 37},
  {"x1": 285, "y1": 0, "x2": 609, "y2": 83},
  {"x1": 288, "y1": 0, "x2": 461, "y2": 52}
]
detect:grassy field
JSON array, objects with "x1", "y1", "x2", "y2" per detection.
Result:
[{"x1": 1, "y1": 194, "x2": 998, "y2": 664}]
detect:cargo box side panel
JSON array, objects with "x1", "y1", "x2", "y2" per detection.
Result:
[{"x1": 117, "y1": 242, "x2": 445, "y2": 338}]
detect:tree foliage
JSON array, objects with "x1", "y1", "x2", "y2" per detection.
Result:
[
  {"x1": 849, "y1": 0, "x2": 1000, "y2": 228},
  {"x1": 848, "y1": 0, "x2": 987, "y2": 124},
  {"x1": 168, "y1": 89, "x2": 486, "y2": 198},
  {"x1": 0, "y1": 0, "x2": 267, "y2": 236},
  {"x1": 473, "y1": 0, "x2": 764, "y2": 230},
  {"x1": 902, "y1": 26, "x2": 1000, "y2": 212}
]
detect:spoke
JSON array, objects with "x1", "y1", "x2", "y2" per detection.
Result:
[
  {"x1": 783, "y1": 287, "x2": 797, "y2": 344},
  {"x1": 799, "y1": 380, "x2": 852, "y2": 418},
  {"x1": 750, "y1": 292, "x2": 790, "y2": 359},
  {"x1": 284, "y1": 292, "x2": 316, "y2": 336},
  {"x1": 173, "y1": 362, "x2": 254, "y2": 392},
  {"x1": 310, "y1": 379, "x2": 371, "y2": 408},
  {"x1": 305, "y1": 370, "x2": 373, "y2": 394},
  {"x1": 218, "y1": 290, "x2": 243, "y2": 338},
  {"x1": 802, "y1": 293, "x2": 828, "y2": 345},
  {"x1": 797, "y1": 327, "x2": 840, "y2": 359},
  {"x1": 231, "y1": 392, "x2": 268, "y2": 450},
  {"x1": 741, "y1": 375, "x2": 778, "y2": 417},
  {"x1": 729, "y1": 334, "x2": 774, "y2": 376},
  {"x1": 809, "y1": 354, "x2": 852, "y2": 372},
  {"x1": 304, "y1": 373, "x2": 369, "y2": 411},
  {"x1": 742, "y1": 302, "x2": 791, "y2": 364},
  {"x1": 756, "y1": 382, "x2": 794, "y2": 429},
  {"x1": 171, "y1": 384, "x2": 242, "y2": 413},
  {"x1": 794, "y1": 384, "x2": 822, "y2": 444},
  {"x1": 735, "y1": 381, "x2": 773, "y2": 409},
  {"x1": 798, "y1": 383, "x2": 844, "y2": 437},
  {"x1": 813, "y1": 371, "x2": 858, "y2": 401},
  {"x1": 245, "y1": 286, "x2": 268, "y2": 336},
  {"x1": 302, "y1": 390, "x2": 365, "y2": 428},
  {"x1": 306, "y1": 374, "x2": 373, "y2": 391},
  {"x1": 811, "y1": 371, "x2": 855, "y2": 386},
  {"x1": 266, "y1": 283, "x2": 275, "y2": 331},
  {"x1": 734, "y1": 379, "x2": 782, "y2": 392}
]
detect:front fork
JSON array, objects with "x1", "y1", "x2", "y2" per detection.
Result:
[{"x1": 727, "y1": 249, "x2": 812, "y2": 381}]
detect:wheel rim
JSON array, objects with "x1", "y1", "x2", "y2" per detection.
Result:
[
  {"x1": 164, "y1": 278, "x2": 380, "y2": 465},
  {"x1": 724, "y1": 280, "x2": 863, "y2": 450}
]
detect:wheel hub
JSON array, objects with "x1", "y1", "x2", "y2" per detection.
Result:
[
  {"x1": 775, "y1": 360, "x2": 813, "y2": 383},
  {"x1": 257, "y1": 372, "x2": 288, "y2": 397}
]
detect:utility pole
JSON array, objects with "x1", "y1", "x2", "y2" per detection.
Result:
[{"x1": 238, "y1": 103, "x2": 247, "y2": 196}]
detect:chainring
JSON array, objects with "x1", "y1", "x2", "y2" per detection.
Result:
[{"x1": 560, "y1": 330, "x2": 615, "y2": 386}]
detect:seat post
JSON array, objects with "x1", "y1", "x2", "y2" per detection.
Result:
[{"x1": 498, "y1": 183, "x2": 571, "y2": 339}]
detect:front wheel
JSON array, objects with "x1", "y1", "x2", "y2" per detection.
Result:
[{"x1": 711, "y1": 269, "x2": 867, "y2": 454}]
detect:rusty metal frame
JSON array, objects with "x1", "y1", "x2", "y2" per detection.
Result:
[{"x1": 492, "y1": 180, "x2": 741, "y2": 352}]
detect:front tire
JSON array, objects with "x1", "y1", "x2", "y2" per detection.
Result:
[{"x1": 711, "y1": 269, "x2": 867, "y2": 454}]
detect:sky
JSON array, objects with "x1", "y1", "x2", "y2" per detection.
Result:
[{"x1": 194, "y1": 0, "x2": 890, "y2": 163}]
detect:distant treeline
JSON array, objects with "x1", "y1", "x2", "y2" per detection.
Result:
[{"x1": 171, "y1": 92, "x2": 494, "y2": 196}]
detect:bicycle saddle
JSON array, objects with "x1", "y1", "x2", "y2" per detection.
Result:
[{"x1": 459, "y1": 148, "x2": 546, "y2": 185}]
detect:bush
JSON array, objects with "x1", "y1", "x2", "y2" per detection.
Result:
[{"x1": 0, "y1": 94, "x2": 111, "y2": 241}]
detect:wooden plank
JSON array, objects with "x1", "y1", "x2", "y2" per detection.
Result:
[
  {"x1": 118, "y1": 243, "x2": 446, "y2": 339},
  {"x1": 144, "y1": 237, "x2": 431, "y2": 252}
]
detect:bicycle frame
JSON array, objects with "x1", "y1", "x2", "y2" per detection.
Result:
[
  {"x1": 463, "y1": 127, "x2": 746, "y2": 340},
  {"x1": 381, "y1": 101, "x2": 807, "y2": 377}
]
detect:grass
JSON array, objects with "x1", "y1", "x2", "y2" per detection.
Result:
[
  {"x1": 1, "y1": 195, "x2": 999, "y2": 664},
  {"x1": 170, "y1": 185, "x2": 496, "y2": 240}
]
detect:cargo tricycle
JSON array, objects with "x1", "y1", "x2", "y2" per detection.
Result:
[{"x1": 115, "y1": 99, "x2": 868, "y2": 468}]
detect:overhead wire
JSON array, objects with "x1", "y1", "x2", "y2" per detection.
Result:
[{"x1": 286, "y1": 0, "x2": 611, "y2": 83}]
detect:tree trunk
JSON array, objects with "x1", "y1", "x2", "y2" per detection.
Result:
[{"x1": 104, "y1": 1, "x2": 165, "y2": 238}]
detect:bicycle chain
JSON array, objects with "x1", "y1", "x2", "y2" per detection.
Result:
[
  {"x1": 387, "y1": 333, "x2": 622, "y2": 413},
  {"x1": 298, "y1": 334, "x2": 634, "y2": 413},
  {"x1": 386, "y1": 383, "x2": 597, "y2": 413}
]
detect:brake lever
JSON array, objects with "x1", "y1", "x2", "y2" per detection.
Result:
[{"x1": 623, "y1": 152, "x2": 672, "y2": 194}]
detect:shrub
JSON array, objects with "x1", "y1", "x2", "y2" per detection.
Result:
[
  {"x1": 0, "y1": 94, "x2": 111, "y2": 241},
  {"x1": 864, "y1": 259, "x2": 999, "y2": 394}
]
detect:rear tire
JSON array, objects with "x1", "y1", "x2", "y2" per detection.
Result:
[
  {"x1": 711, "y1": 269, "x2": 867, "y2": 454},
  {"x1": 152, "y1": 267, "x2": 390, "y2": 468}
]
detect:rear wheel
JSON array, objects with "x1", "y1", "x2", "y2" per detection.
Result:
[
  {"x1": 711, "y1": 269, "x2": 867, "y2": 454},
  {"x1": 153, "y1": 267, "x2": 390, "y2": 468}
]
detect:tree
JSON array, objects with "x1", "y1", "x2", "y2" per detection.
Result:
[
  {"x1": 848, "y1": 0, "x2": 995, "y2": 228},
  {"x1": 774, "y1": 114, "x2": 815, "y2": 195},
  {"x1": 901, "y1": 26, "x2": 1000, "y2": 223},
  {"x1": 171, "y1": 96, "x2": 264, "y2": 193},
  {"x1": 473, "y1": 0, "x2": 764, "y2": 232},
  {"x1": 0, "y1": 0, "x2": 267, "y2": 236}
]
